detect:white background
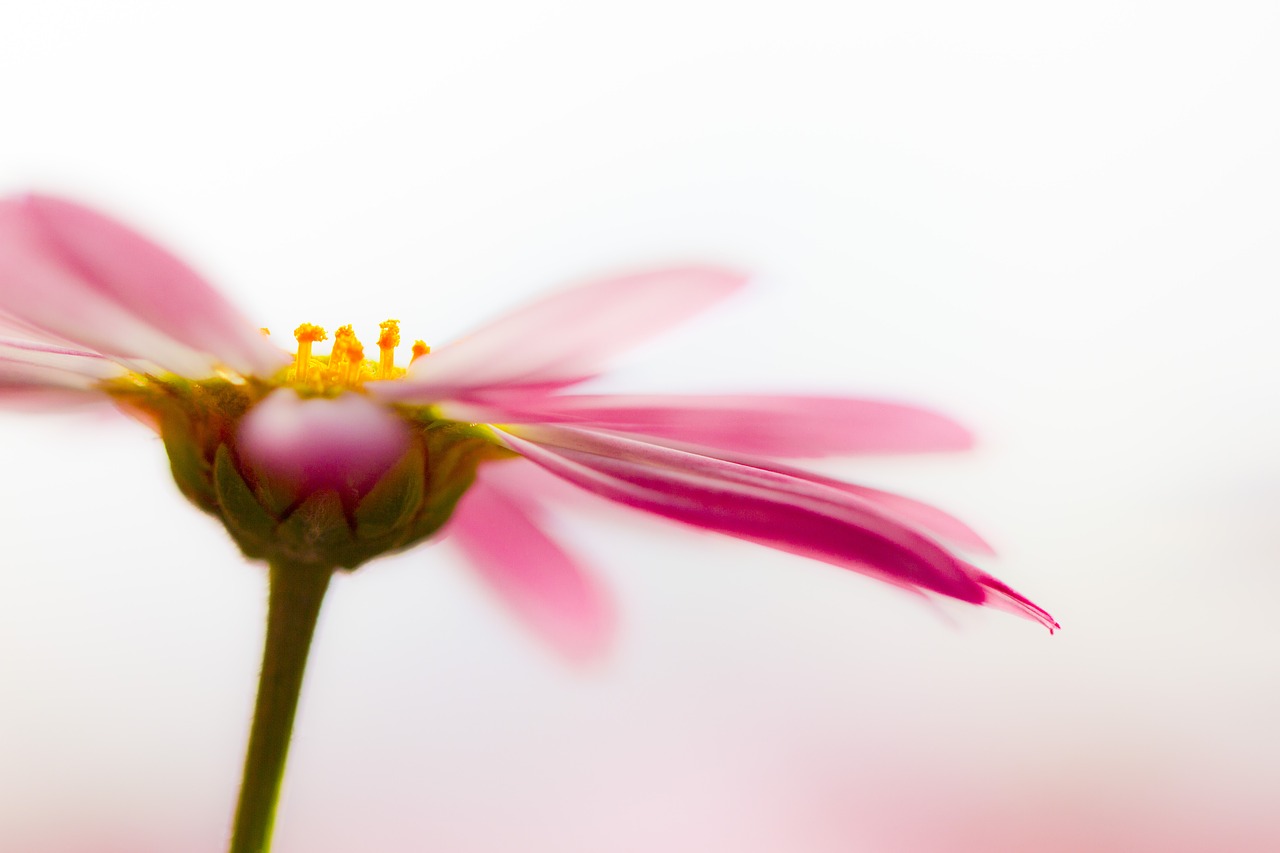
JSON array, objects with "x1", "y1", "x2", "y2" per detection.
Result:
[{"x1": 2, "y1": 2, "x2": 1278, "y2": 851}]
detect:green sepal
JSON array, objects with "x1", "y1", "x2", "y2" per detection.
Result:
[
  {"x1": 410, "y1": 424, "x2": 514, "y2": 542},
  {"x1": 252, "y1": 469, "x2": 302, "y2": 520},
  {"x1": 127, "y1": 376, "x2": 263, "y2": 518},
  {"x1": 276, "y1": 489, "x2": 355, "y2": 569},
  {"x1": 355, "y1": 442, "x2": 425, "y2": 540},
  {"x1": 106, "y1": 375, "x2": 519, "y2": 573},
  {"x1": 161, "y1": 411, "x2": 218, "y2": 514},
  {"x1": 214, "y1": 444, "x2": 276, "y2": 559}
]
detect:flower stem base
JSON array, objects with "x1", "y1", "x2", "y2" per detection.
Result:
[{"x1": 229, "y1": 561, "x2": 333, "y2": 853}]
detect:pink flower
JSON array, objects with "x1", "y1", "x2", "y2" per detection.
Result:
[
  {"x1": 3, "y1": 193, "x2": 1060, "y2": 853},
  {"x1": 0, "y1": 193, "x2": 1056, "y2": 658}
]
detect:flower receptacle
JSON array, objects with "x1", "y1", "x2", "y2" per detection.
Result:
[{"x1": 113, "y1": 377, "x2": 513, "y2": 571}]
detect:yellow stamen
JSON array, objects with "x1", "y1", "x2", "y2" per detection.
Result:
[
  {"x1": 281, "y1": 320, "x2": 425, "y2": 389},
  {"x1": 377, "y1": 319, "x2": 400, "y2": 379},
  {"x1": 294, "y1": 323, "x2": 327, "y2": 344},
  {"x1": 345, "y1": 338, "x2": 366, "y2": 386},
  {"x1": 328, "y1": 325, "x2": 355, "y2": 377},
  {"x1": 293, "y1": 323, "x2": 327, "y2": 383},
  {"x1": 259, "y1": 327, "x2": 271, "y2": 337}
]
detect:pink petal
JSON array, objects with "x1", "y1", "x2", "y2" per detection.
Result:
[
  {"x1": 22, "y1": 195, "x2": 287, "y2": 376},
  {"x1": 444, "y1": 394, "x2": 992, "y2": 554},
  {"x1": 0, "y1": 195, "x2": 287, "y2": 377},
  {"x1": 373, "y1": 266, "x2": 745, "y2": 401},
  {"x1": 467, "y1": 449, "x2": 604, "y2": 509},
  {"x1": 0, "y1": 338, "x2": 122, "y2": 381},
  {"x1": 236, "y1": 390, "x2": 411, "y2": 497},
  {"x1": 0, "y1": 372, "x2": 89, "y2": 393},
  {"x1": 0, "y1": 336, "x2": 125, "y2": 410},
  {"x1": 448, "y1": 464, "x2": 615, "y2": 663},
  {"x1": 442, "y1": 393, "x2": 973, "y2": 456},
  {"x1": 971, "y1": 568, "x2": 1059, "y2": 632},
  {"x1": 0, "y1": 386, "x2": 107, "y2": 409},
  {"x1": 438, "y1": 393, "x2": 990, "y2": 552},
  {"x1": 499, "y1": 427, "x2": 980, "y2": 600},
  {"x1": 638, "y1": 445, "x2": 997, "y2": 555},
  {"x1": 809, "y1": 480, "x2": 995, "y2": 555},
  {"x1": 495, "y1": 425, "x2": 1055, "y2": 629},
  {"x1": 0, "y1": 308, "x2": 72, "y2": 344},
  {"x1": 0, "y1": 201, "x2": 200, "y2": 375},
  {"x1": 441, "y1": 389, "x2": 992, "y2": 553}
]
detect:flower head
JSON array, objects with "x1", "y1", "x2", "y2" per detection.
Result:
[{"x1": 0, "y1": 193, "x2": 1057, "y2": 660}]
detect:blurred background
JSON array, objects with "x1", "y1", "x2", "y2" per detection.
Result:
[{"x1": 1, "y1": 2, "x2": 1277, "y2": 851}]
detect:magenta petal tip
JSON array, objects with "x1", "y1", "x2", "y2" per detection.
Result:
[{"x1": 974, "y1": 569, "x2": 1059, "y2": 633}]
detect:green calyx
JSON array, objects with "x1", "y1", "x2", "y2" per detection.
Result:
[{"x1": 109, "y1": 376, "x2": 513, "y2": 571}]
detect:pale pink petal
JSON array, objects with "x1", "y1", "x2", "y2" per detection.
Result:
[
  {"x1": 443, "y1": 396, "x2": 993, "y2": 554},
  {"x1": 0, "y1": 336, "x2": 124, "y2": 410},
  {"x1": 604, "y1": 436, "x2": 997, "y2": 555},
  {"x1": 0, "y1": 307, "x2": 72, "y2": 344},
  {"x1": 0, "y1": 338, "x2": 123, "y2": 379},
  {"x1": 373, "y1": 266, "x2": 744, "y2": 401},
  {"x1": 0, "y1": 385, "x2": 105, "y2": 409},
  {"x1": 498, "y1": 426, "x2": 980, "y2": 600},
  {"x1": 0, "y1": 195, "x2": 287, "y2": 377},
  {"x1": 0, "y1": 199, "x2": 210, "y2": 376},
  {"x1": 440, "y1": 390, "x2": 993, "y2": 554},
  {"x1": 441, "y1": 393, "x2": 973, "y2": 456},
  {"x1": 236, "y1": 390, "x2": 411, "y2": 497},
  {"x1": 20, "y1": 195, "x2": 287, "y2": 376},
  {"x1": 445, "y1": 384, "x2": 993, "y2": 550},
  {"x1": 470, "y1": 449, "x2": 604, "y2": 509},
  {"x1": 0, "y1": 358, "x2": 101, "y2": 391},
  {"x1": 448, "y1": 464, "x2": 615, "y2": 663},
  {"x1": 620, "y1": 443, "x2": 997, "y2": 555},
  {"x1": 807, "y1": 480, "x2": 995, "y2": 555},
  {"x1": 446, "y1": 386, "x2": 992, "y2": 552},
  {"x1": 495, "y1": 425, "x2": 1056, "y2": 629}
]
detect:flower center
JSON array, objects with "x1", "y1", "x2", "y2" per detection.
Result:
[
  {"x1": 286, "y1": 320, "x2": 430, "y2": 391},
  {"x1": 97, "y1": 319, "x2": 510, "y2": 573}
]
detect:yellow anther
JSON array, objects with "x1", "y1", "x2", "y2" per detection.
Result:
[
  {"x1": 259, "y1": 327, "x2": 271, "y2": 336},
  {"x1": 293, "y1": 323, "x2": 327, "y2": 383},
  {"x1": 377, "y1": 319, "x2": 400, "y2": 379},
  {"x1": 282, "y1": 320, "x2": 416, "y2": 388},
  {"x1": 327, "y1": 324, "x2": 355, "y2": 374},
  {"x1": 377, "y1": 320, "x2": 400, "y2": 349},
  {"x1": 346, "y1": 338, "x2": 366, "y2": 385},
  {"x1": 410, "y1": 340, "x2": 430, "y2": 363},
  {"x1": 294, "y1": 323, "x2": 327, "y2": 344}
]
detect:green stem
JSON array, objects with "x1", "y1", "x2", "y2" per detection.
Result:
[{"x1": 228, "y1": 562, "x2": 333, "y2": 853}]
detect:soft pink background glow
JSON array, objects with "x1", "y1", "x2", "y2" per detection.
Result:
[{"x1": 2, "y1": 2, "x2": 1278, "y2": 851}]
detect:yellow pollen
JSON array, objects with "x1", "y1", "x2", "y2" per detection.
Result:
[
  {"x1": 377, "y1": 319, "x2": 400, "y2": 379},
  {"x1": 345, "y1": 338, "x2": 366, "y2": 385},
  {"x1": 259, "y1": 327, "x2": 271, "y2": 336},
  {"x1": 294, "y1": 323, "x2": 327, "y2": 344},
  {"x1": 281, "y1": 320, "x2": 425, "y2": 389},
  {"x1": 377, "y1": 319, "x2": 401, "y2": 349},
  {"x1": 327, "y1": 325, "x2": 355, "y2": 375},
  {"x1": 293, "y1": 323, "x2": 327, "y2": 382}
]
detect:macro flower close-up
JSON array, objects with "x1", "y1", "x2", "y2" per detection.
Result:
[
  {"x1": 7, "y1": 4, "x2": 1280, "y2": 851},
  {"x1": 0, "y1": 193, "x2": 1054, "y2": 852}
]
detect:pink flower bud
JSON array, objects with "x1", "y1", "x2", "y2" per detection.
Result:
[{"x1": 237, "y1": 389, "x2": 411, "y2": 498}]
